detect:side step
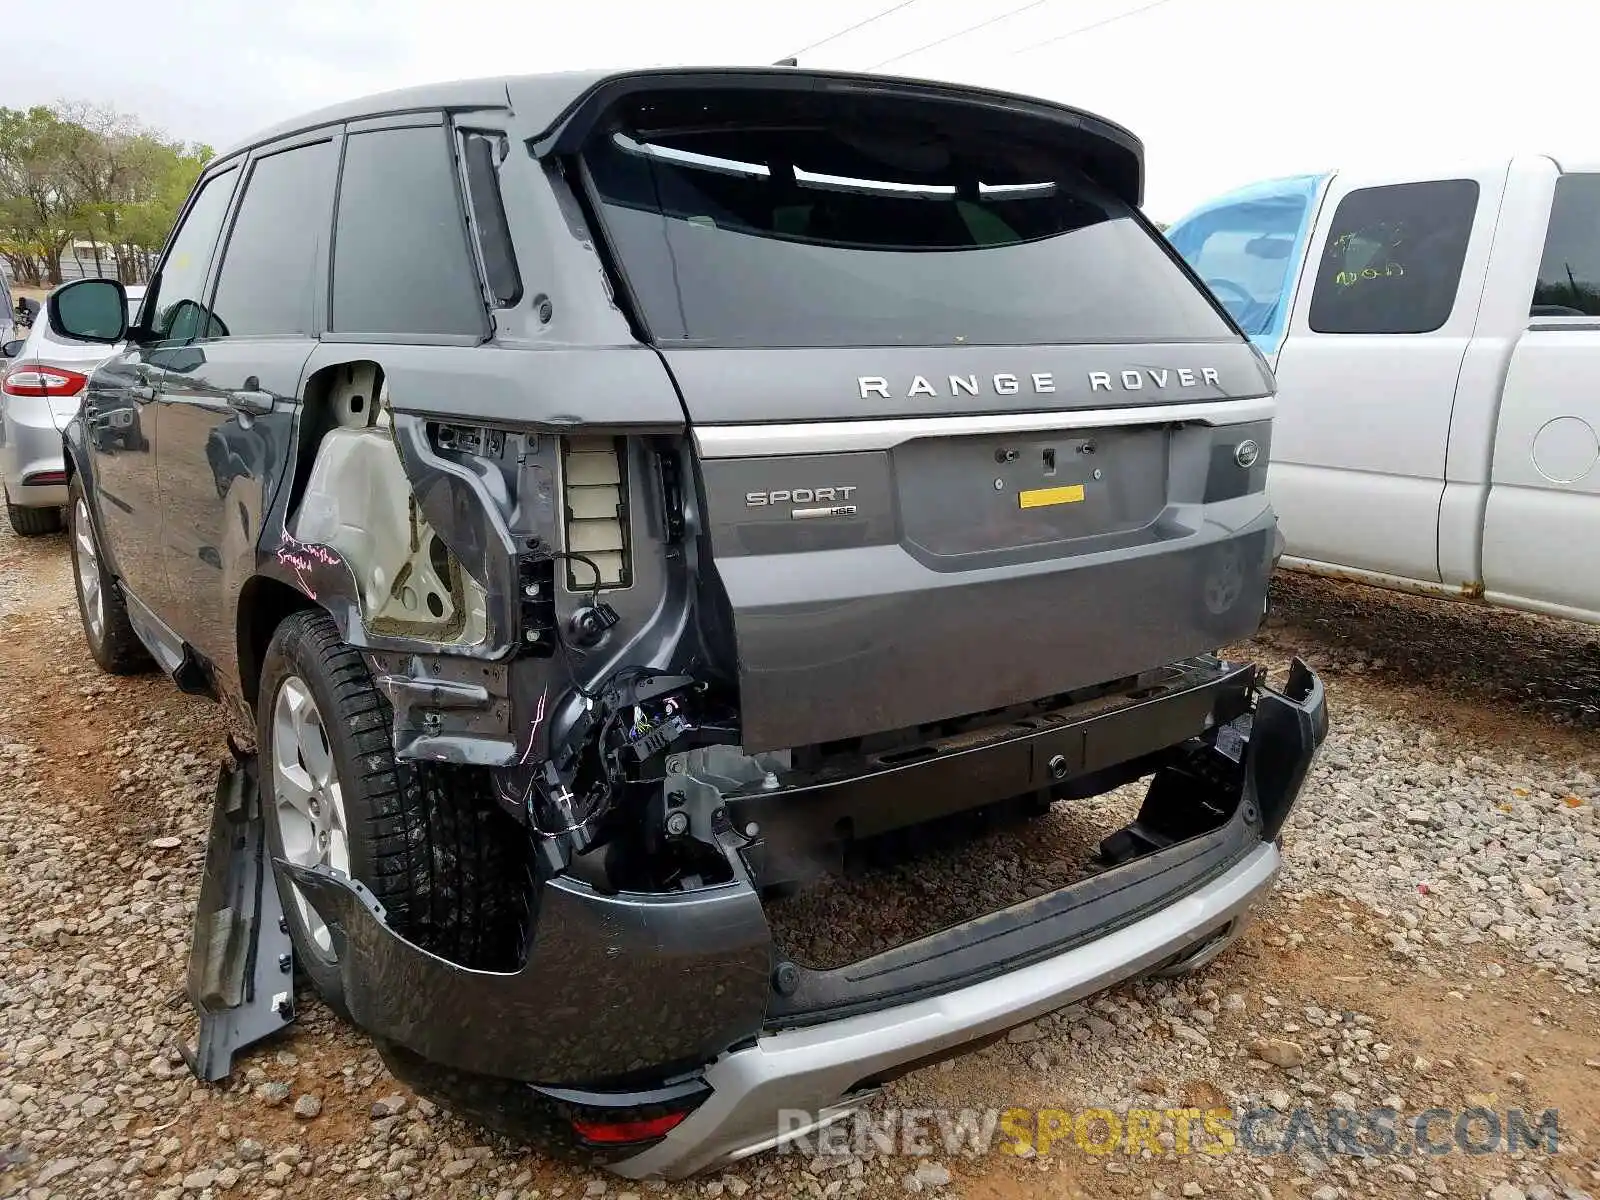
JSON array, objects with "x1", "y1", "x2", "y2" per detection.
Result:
[{"x1": 179, "y1": 740, "x2": 297, "y2": 1082}]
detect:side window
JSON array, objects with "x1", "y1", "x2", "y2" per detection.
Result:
[
  {"x1": 150, "y1": 167, "x2": 239, "y2": 342},
  {"x1": 1532, "y1": 173, "x2": 1600, "y2": 318},
  {"x1": 209, "y1": 139, "x2": 339, "y2": 338},
  {"x1": 332, "y1": 124, "x2": 485, "y2": 337},
  {"x1": 1308, "y1": 179, "x2": 1479, "y2": 335}
]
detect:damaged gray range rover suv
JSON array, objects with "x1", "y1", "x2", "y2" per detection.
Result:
[{"x1": 49, "y1": 67, "x2": 1326, "y2": 1178}]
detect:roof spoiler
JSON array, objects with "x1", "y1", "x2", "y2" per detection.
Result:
[{"x1": 524, "y1": 68, "x2": 1145, "y2": 208}]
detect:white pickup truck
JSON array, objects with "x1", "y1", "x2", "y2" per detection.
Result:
[{"x1": 1166, "y1": 157, "x2": 1600, "y2": 626}]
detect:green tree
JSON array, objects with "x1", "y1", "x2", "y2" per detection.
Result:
[
  {"x1": 0, "y1": 102, "x2": 209, "y2": 287},
  {"x1": 113, "y1": 140, "x2": 211, "y2": 279},
  {"x1": 0, "y1": 105, "x2": 81, "y2": 284}
]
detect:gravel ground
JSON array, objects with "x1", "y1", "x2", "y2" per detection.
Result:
[{"x1": 1, "y1": 507, "x2": 1598, "y2": 1200}]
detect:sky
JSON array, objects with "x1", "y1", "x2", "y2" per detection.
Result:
[{"x1": 6, "y1": 0, "x2": 1590, "y2": 219}]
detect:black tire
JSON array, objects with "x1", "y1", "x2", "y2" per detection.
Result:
[
  {"x1": 67, "y1": 478, "x2": 154, "y2": 675},
  {"x1": 6, "y1": 497, "x2": 63, "y2": 536},
  {"x1": 257, "y1": 609, "x2": 525, "y2": 1014}
]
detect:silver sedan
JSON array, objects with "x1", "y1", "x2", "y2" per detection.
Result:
[{"x1": 0, "y1": 284, "x2": 144, "y2": 535}]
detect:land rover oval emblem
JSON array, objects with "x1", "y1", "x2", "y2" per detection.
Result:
[{"x1": 1235, "y1": 439, "x2": 1261, "y2": 468}]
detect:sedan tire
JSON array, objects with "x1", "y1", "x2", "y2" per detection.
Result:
[{"x1": 5, "y1": 496, "x2": 63, "y2": 536}]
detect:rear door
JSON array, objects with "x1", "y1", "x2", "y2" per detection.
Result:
[
  {"x1": 1482, "y1": 168, "x2": 1600, "y2": 622},
  {"x1": 1270, "y1": 167, "x2": 1503, "y2": 583},
  {"x1": 576, "y1": 91, "x2": 1277, "y2": 750},
  {"x1": 156, "y1": 129, "x2": 339, "y2": 672}
]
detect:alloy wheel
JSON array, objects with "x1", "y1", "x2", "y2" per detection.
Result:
[{"x1": 270, "y1": 675, "x2": 353, "y2": 954}]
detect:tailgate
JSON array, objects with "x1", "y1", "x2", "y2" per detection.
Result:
[
  {"x1": 688, "y1": 353, "x2": 1275, "y2": 750},
  {"x1": 570, "y1": 71, "x2": 1276, "y2": 749}
]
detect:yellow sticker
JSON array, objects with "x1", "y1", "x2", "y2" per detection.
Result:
[{"x1": 1018, "y1": 484, "x2": 1086, "y2": 510}]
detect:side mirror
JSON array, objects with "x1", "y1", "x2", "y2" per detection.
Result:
[
  {"x1": 48, "y1": 278, "x2": 128, "y2": 344},
  {"x1": 1, "y1": 340, "x2": 23, "y2": 358}
]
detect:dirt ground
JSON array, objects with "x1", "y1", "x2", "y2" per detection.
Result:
[{"x1": 0, "y1": 513, "x2": 1596, "y2": 1200}]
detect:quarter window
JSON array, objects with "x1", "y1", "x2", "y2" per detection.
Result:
[
  {"x1": 1531, "y1": 173, "x2": 1600, "y2": 318},
  {"x1": 462, "y1": 133, "x2": 522, "y2": 308},
  {"x1": 332, "y1": 124, "x2": 485, "y2": 338},
  {"x1": 149, "y1": 167, "x2": 239, "y2": 342},
  {"x1": 209, "y1": 139, "x2": 338, "y2": 338},
  {"x1": 1308, "y1": 180, "x2": 1478, "y2": 335}
]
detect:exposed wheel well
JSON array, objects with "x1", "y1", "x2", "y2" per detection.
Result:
[
  {"x1": 237, "y1": 576, "x2": 317, "y2": 711},
  {"x1": 240, "y1": 358, "x2": 387, "y2": 711}
]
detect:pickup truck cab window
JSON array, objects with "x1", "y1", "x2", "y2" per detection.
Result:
[
  {"x1": 1307, "y1": 179, "x2": 1479, "y2": 335},
  {"x1": 1532, "y1": 172, "x2": 1600, "y2": 318}
]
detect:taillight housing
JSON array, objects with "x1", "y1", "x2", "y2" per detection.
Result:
[{"x1": 3, "y1": 363, "x2": 90, "y2": 397}]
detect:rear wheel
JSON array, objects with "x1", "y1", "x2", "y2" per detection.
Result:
[
  {"x1": 5, "y1": 495, "x2": 63, "y2": 536},
  {"x1": 67, "y1": 480, "x2": 153, "y2": 675},
  {"x1": 258, "y1": 610, "x2": 525, "y2": 1013}
]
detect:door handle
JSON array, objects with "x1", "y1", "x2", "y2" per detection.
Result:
[
  {"x1": 131, "y1": 384, "x2": 155, "y2": 401},
  {"x1": 229, "y1": 389, "x2": 274, "y2": 416}
]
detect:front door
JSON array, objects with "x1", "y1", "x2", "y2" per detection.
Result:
[
  {"x1": 156, "y1": 132, "x2": 339, "y2": 681},
  {"x1": 1270, "y1": 167, "x2": 1504, "y2": 583},
  {"x1": 85, "y1": 165, "x2": 240, "y2": 607}
]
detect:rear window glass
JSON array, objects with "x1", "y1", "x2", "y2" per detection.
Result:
[
  {"x1": 581, "y1": 127, "x2": 1234, "y2": 349},
  {"x1": 1532, "y1": 172, "x2": 1600, "y2": 318}
]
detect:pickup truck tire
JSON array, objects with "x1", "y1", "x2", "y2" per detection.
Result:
[
  {"x1": 67, "y1": 481, "x2": 154, "y2": 675},
  {"x1": 258, "y1": 609, "x2": 524, "y2": 1015},
  {"x1": 5, "y1": 497, "x2": 63, "y2": 536}
]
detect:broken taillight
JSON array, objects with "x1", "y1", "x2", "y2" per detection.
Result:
[{"x1": 2, "y1": 363, "x2": 90, "y2": 397}]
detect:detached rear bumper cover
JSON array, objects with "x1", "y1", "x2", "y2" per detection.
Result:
[{"x1": 265, "y1": 661, "x2": 1323, "y2": 1177}]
